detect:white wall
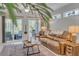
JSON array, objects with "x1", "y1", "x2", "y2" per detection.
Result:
[{"x1": 50, "y1": 3, "x2": 79, "y2": 31}]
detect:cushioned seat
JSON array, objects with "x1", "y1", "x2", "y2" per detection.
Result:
[
  {"x1": 47, "y1": 39, "x2": 59, "y2": 47},
  {"x1": 40, "y1": 37, "x2": 60, "y2": 54},
  {"x1": 40, "y1": 38, "x2": 48, "y2": 43},
  {"x1": 46, "y1": 39, "x2": 60, "y2": 54}
]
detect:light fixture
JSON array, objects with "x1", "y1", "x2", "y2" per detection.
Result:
[
  {"x1": 25, "y1": 9, "x2": 29, "y2": 12},
  {"x1": 69, "y1": 26, "x2": 79, "y2": 35},
  {"x1": 41, "y1": 26, "x2": 47, "y2": 31},
  {"x1": 25, "y1": 7, "x2": 30, "y2": 12}
]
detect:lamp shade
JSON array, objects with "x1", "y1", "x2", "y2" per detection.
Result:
[
  {"x1": 69, "y1": 26, "x2": 79, "y2": 34},
  {"x1": 41, "y1": 26, "x2": 47, "y2": 31}
]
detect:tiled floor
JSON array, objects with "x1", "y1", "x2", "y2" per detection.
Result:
[
  {"x1": 0, "y1": 42, "x2": 58, "y2": 56},
  {"x1": 39, "y1": 45, "x2": 59, "y2": 56}
]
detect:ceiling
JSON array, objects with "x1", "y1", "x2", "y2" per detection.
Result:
[{"x1": 47, "y1": 3, "x2": 69, "y2": 11}]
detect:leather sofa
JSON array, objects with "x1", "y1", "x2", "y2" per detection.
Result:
[
  {"x1": 39, "y1": 31, "x2": 75, "y2": 55},
  {"x1": 40, "y1": 37, "x2": 60, "y2": 54}
]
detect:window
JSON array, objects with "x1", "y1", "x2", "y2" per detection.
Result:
[
  {"x1": 63, "y1": 9, "x2": 79, "y2": 17},
  {"x1": 53, "y1": 14, "x2": 61, "y2": 19},
  {"x1": 74, "y1": 9, "x2": 79, "y2": 15}
]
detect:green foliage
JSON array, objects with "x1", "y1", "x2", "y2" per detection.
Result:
[
  {"x1": 0, "y1": 3, "x2": 53, "y2": 26},
  {"x1": 26, "y1": 3, "x2": 53, "y2": 25},
  {"x1": 5, "y1": 3, "x2": 17, "y2": 26}
]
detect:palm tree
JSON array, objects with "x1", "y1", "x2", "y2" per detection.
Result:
[{"x1": 0, "y1": 3, "x2": 53, "y2": 26}]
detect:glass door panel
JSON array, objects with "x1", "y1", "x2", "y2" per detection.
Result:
[
  {"x1": 5, "y1": 19, "x2": 13, "y2": 41},
  {"x1": 14, "y1": 20, "x2": 22, "y2": 40},
  {"x1": 28, "y1": 19, "x2": 40, "y2": 43},
  {"x1": 5, "y1": 19, "x2": 22, "y2": 42}
]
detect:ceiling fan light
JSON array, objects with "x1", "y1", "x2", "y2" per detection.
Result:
[{"x1": 25, "y1": 9, "x2": 29, "y2": 12}]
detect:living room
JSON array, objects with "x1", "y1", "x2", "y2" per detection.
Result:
[{"x1": 0, "y1": 3, "x2": 79, "y2": 56}]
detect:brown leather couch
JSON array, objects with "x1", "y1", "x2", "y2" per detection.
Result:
[
  {"x1": 40, "y1": 37, "x2": 60, "y2": 54},
  {"x1": 39, "y1": 31, "x2": 74, "y2": 55}
]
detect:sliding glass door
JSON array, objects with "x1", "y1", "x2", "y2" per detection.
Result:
[{"x1": 5, "y1": 19, "x2": 22, "y2": 42}]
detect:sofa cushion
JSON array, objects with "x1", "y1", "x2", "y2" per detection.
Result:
[
  {"x1": 40, "y1": 38, "x2": 48, "y2": 43},
  {"x1": 47, "y1": 39, "x2": 59, "y2": 47}
]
